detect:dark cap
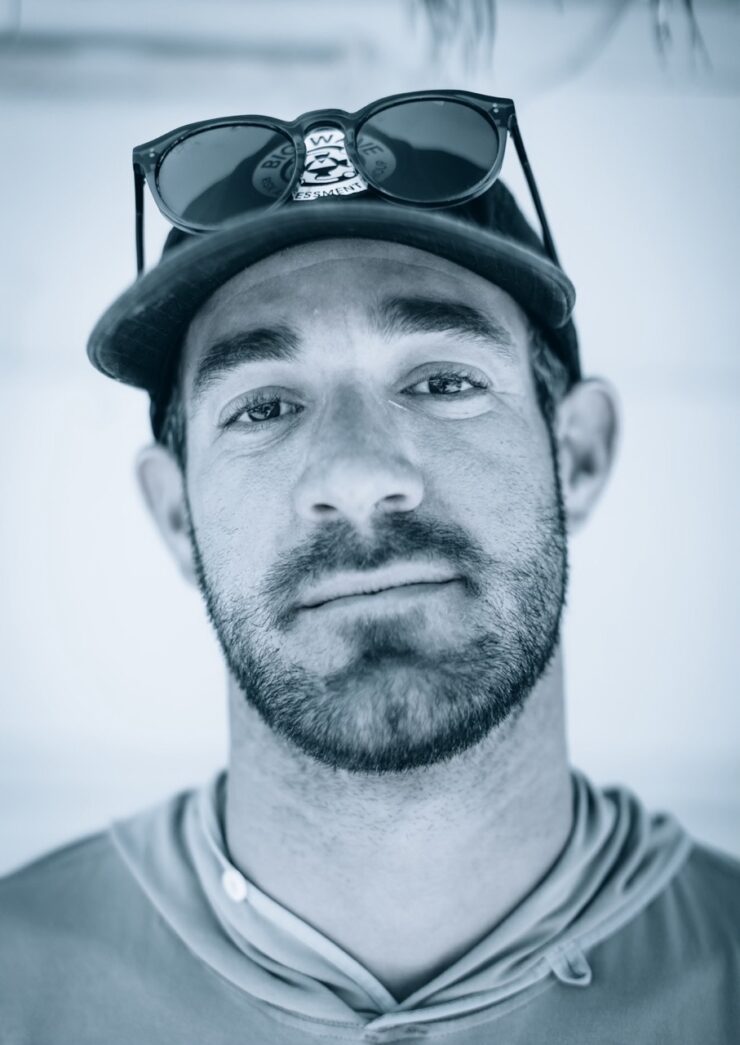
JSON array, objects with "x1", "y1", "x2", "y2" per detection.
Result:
[{"x1": 87, "y1": 180, "x2": 580, "y2": 437}]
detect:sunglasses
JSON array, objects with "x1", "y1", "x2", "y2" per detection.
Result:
[{"x1": 133, "y1": 89, "x2": 560, "y2": 275}]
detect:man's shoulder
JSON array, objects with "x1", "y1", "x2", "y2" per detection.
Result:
[
  {"x1": 676, "y1": 838, "x2": 740, "y2": 898},
  {"x1": 0, "y1": 830, "x2": 138, "y2": 954},
  {"x1": 0, "y1": 833, "x2": 133, "y2": 1032},
  {"x1": 595, "y1": 835, "x2": 740, "y2": 971},
  {"x1": 684, "y1": 838, "x2": 740, "y2": 883},
  {"x1": 0, "y1": 820, "x2": 245, "y2": 1045},
  {"x1": 3, "y1": 829, "x2": 116, "y2": 881},
  {"x1": 0, "y1": 784, "x2": 194, "y2": 922},
  {"x1": 669, "y1": 838, "x2": 740, "y2": 933},
  {"x1": 1, "y1": 830, "x2": 118, "y2": 896}
]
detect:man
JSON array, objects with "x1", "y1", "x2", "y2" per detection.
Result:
[{"x1": 1, "y1": 92, "x2": 738, "y2": 1043}]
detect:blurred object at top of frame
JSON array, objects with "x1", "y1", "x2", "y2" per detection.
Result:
[{"x1": 0, "y1": 0, "x2": 738, "y2": 101}]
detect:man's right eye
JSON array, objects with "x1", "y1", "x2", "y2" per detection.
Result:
[{"x1": 220, "y1": 391, "x2": 303, "y2": 429}]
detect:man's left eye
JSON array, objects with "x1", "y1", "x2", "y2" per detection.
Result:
[{"x1": 404, "y1": 367, "x2": 489, "y2": 396}]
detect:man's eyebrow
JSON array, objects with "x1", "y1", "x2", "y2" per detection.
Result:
[
  {"x1": 372, "y1": 295, "x2": 517, "y2": 361},
  {"x1": 190, "y1": 325, "x2": 300, "y2": 402}
]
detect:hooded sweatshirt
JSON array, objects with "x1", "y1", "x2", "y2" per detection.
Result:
[{"x1": 1, "y1": 768, "x2": 738, "y2": 1044}]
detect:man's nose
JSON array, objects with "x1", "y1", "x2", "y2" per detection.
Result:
[{"x1": 292, "y1": 385, "x2": 424, "y2": 528}]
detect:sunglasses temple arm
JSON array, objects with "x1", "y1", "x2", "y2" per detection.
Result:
[
  {"x1": 134, "y1": 165, "x2": 145, "y2": 275},
  {"x1": 509, "y1": 116, "x2": 561, "y2": 270}
]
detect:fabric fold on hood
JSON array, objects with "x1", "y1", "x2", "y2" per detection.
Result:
[{"x1": 111, "y1": 769, "x2": 691, "y2": 1032}]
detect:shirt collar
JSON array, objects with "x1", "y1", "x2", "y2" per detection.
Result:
[{"x1": 111, "y1": 768, "x2": 691, "y2": 1033}]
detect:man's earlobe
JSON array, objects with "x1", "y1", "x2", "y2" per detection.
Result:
[
  {"x1": 554, "y1": 377, "x2": 620, "y2": 534},
  {"x1": 135, "y1": 444, "x2": 197, "y2": 585}
]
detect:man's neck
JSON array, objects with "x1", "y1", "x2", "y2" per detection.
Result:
[{"x1": 224, "y1": 646, "x2": 573, "y2": 1001}]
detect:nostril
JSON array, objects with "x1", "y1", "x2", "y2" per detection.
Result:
[{"x1": 313, "y1": 503, "x2": 335, "y2": 515}]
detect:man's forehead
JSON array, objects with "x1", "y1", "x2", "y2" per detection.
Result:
[{"x1": 182, "y1": 237, "x2": 527, "y2": 366}]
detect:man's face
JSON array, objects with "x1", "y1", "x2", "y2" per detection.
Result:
[{"x1": 178, "y1": 239, "x2": 568, "y2": 773}]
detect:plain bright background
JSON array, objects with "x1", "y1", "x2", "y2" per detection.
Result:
[{"x1": 1, "y1": 0, "x2": 739, "y2": 874}]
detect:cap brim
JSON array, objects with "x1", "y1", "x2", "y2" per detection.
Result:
[{"x1": 88, "y1": 200, "x2": 577, "y2": 402}]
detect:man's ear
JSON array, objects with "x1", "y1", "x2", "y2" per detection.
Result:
[
  {"x1": 135, "y1": 444, "x2": 197, "y2": 585},
  {"x1": 554, "y1": 377, "x2": 620, "y2": 535}
]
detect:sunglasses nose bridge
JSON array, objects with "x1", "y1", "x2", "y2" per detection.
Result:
[{"x1": 297, "y1": 108, "x2": 353, "y2": 133}]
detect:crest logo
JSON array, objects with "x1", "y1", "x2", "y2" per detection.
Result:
[
  {"x1": 251, "y1": 126, "x2": 397, "y2": 202},
  {"x1": 293, "y1": 128, "x2": 368, "y2": 201}
]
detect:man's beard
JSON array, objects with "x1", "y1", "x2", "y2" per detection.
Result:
[{"x1": 186, "y1": 454, "x2": 568, "y2": 775}]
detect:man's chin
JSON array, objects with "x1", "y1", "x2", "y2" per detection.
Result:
[{"x1": 232, "y1": 636, "x2": 537, "y2": 775}]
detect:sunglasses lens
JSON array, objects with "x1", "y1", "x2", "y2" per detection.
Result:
[
  {"x1": 157, "y1": 125, "x2": 297, "y2": 227},
  {"x1": 356, "y1": 100, "x2": 499, "y2": 203}
]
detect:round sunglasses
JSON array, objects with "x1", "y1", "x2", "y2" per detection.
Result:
[{"x1": 132, "y1": 90, "x2": 560, "y2": 274}]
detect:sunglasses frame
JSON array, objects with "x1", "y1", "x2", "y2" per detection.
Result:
[{"x1": 132, "y1": 89, "x2": 560, "y2": 275}]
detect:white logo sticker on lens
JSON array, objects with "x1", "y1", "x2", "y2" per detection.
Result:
[
  {"x1": 251, "y1": 126, "x2": 397, "y2": 202},
  {"x1": 293, "y1": 127, "x2": 367, "y2": 201}
]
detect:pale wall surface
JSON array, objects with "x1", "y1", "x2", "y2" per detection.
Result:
[{"x1": 1, "y1": 0, "x2": 738, "y2": 873}]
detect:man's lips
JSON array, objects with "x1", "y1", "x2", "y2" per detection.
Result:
[
  {"x1": 301, "y1": 579, "x2": 461, "y2": 611},
  {"x1": 297, "y1": 565, "x2": 462, "y2": 610}
]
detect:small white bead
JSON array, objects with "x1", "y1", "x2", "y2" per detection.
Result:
[{"x1": 221, "y1": 867, "x2": 249, "y2": 903}]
